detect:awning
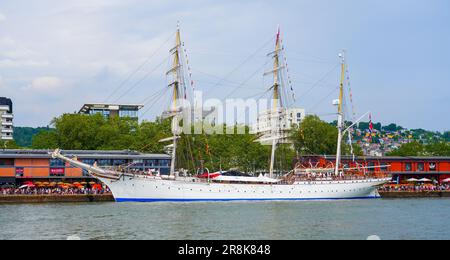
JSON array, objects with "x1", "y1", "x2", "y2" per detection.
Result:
[
  {"x1": 418, "y1": 178, "x2": 432, "y2": 182},
  {"x1": 407, "y1": 178, "x2": 419, "y2": 182},
  {"x1": 442, "y1": 178, "x2": 450, "y2": 183},
  {"x1": 19, "y1": 184, "x2": 35, "y2": 189}
]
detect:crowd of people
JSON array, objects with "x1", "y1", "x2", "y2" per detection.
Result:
[
  {"x1": 380, "y1": 184, "x2": 450, "y2": 192},
  {"x1": 0, "y1": 186, "x2": 111, "y2": 196}
]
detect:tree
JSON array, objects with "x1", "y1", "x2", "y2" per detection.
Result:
[
  {"x1": 13, "y1": 126, "x2": 53, "y2": 147},
  {"x1": 387, "y1": 141, "x2": 450, "y2": 156},
  {"x1": 424, "y1": 142, "x2": 450, "y2": 156},
  {"x1": 290, "y1": 115, "x2": 362, "y2": 156},
  {"x1": 382, "y1": 123, "x2": 403, "y2": 132},
  {"x1": 444, "y1": 131, "x2": 450, "y2": 142},
  {"x1": 387, "y1": 141, "x2": 424, "y2": 156},
  {"x1": 0, "y1": 140, "x2": 19, "y2": 149},
  {"x1": 32, "y1": 130, "x2": 58, "y2": 149},
  {"x1": 32, "y1": 113, "x2": 140, "y2": 150}
]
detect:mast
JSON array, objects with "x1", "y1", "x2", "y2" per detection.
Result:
[
  {"x1": 166, "y1": 23, "x2": 183, "y2": 178},
  {"x1": 268, "y1": 27, "x2": 282, "y2": 178},
  {"x1": 335, "y1": 51, "x2": 346, "y2": 177}
]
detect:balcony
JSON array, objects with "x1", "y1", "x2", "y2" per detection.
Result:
[
  {"x1": 1, "y1": 128, "x2": 13, "y2": 133},
  {"x1": 1, "y1": 114, "x2": 13, "y2": 119},
  {"x1": 1, "y1": 121, "x2": 13, "y2": 126},
  {"x1": 1, "y1": 135, "x2": 13, "y2": 140}
]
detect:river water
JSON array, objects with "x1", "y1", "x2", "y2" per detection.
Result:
[{"x1": 0, "y1": 198, "x2": 449, "y2": 240}]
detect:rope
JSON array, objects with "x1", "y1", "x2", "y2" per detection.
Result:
[
  {"x1": 297, "y1": 64, "x2": 340, "y2": 100},
  {"x1": 104, "y1": 32, "x2": 175, "y2": 103},
  {"x1": 113, "y1": 55, "x2": 171, "y2": 103},
  {"x1": 203, "y1": 35, "x2": 275, "y2": 93}
]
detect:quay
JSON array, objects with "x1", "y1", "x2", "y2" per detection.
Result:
[
  {"x1": 0, "y1": 194, "x2": 115, "y2": 204},
  {"x1": 380, "y1": 191, "x2": 450, "y2": 199}
]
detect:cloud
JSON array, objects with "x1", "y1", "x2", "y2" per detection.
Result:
[
  {"x1": 29, "y1": 77, "x2": 64, "y2": 91},
  {"x1": 0, "y1": 37, "x2": 50, "y2": 68},
  {"x1": 0, "y1": 76, "x2": 5, "y2": 89},
  {"x1": 0, "y1": 0, "x2": 448, "y2": 131}
]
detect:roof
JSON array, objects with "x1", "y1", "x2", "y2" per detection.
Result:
[
  {"x1": 78, "y1": 103, "x2": 144, "y2": 114},
  {"x1": 0, "y1": 149, "x2": 170, "y2": 160}
]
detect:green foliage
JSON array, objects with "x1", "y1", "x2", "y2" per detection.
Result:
[
  {"x1": 13, "y1": 127, "x2": 53, "y2": 147},
  {"x1": 387, "y1": 141, "x2": 450, "y2": 156},
  {"x1": 176, "y1": 125, "x2": 271, "y2": 173},
  {"x1": 444, "y1": 132, "x2": 450, "y2": 142},
  {"x1": 32, "y1": 113, "x2": 381, "y2": 172},
  {"x1": 382, "y1": 123, "x2": 403, "y2": 132},
  {"x1": 387, "y1": 141, "x2": 424, "y2": 156},
  {"x1": 0, "y1": 140, "x2": 19, "y2": 149},
  {"x1": 290, "y1": 115, "x2": 362, "y2": 156},
  {"x1": 32, "y1": 114, "x2": 141, "y2": 151},
  {"x1": 358, "y1": 121, "x2": 381, "y2": 131}
]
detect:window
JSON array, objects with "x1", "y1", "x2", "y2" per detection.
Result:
[
  {"x1": 380, "y1": 163, "x2": 389, "y2": 172},
  {"x1": 50, "y1": 159, "x2": 65, "y2": 167},
  {"x1": 417, "y1": 163, "x2": 425, "y2": 172},
  {"x1": 160, "y1": 168, "x2": 170, "y2": 175},
  {"x1": 429, "y1": 162, "x2": 437, "y2": 172},
  {"x1": 90, "y1": 109, "x2": 110, "y2": 118},
  {"x1": 0, "y1": 159, "x2": 14, "y2": 166},
  {"x1": 158, "y1": 160, "x2": 171, "y2": 167},
  {"x1": 98, "y1": 159, "x2": 112, "y2": 167},
  {"x1": 49, "y1": 159, "x2": 65, "y2": 177},
  {"x1": 119, "y1": 110, "x2": 138, "y2": 118},
  {"x1": 81, "y1": 159, "x2": 96, "y2": 176},
  {"x1": 405, "y1": 163, "x2": 412, "y2": 172},
  {"x1": 113, "y1": 159, "x2": 127, "y2": 166},
  {"x1": 15, "y1": 167, "x2": 24, "y2": 177},
  {"x1": 144, "y1": 160, "x2": 157, "y2": 167}
]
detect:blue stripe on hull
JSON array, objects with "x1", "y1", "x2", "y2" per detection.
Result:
[{"x1": 115, "y1": 196, "x2": 380, "y2": 203}]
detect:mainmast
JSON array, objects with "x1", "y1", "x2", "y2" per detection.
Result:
[
  {"x1": 166, "y1": 23, "x2": 184, "y2": 178},
  {"x1": 334, "y1": 51, "x2": 346, "y2": 177},
  {"x1": 266, "y1": 27, "x2": 283, "y2": 178}
]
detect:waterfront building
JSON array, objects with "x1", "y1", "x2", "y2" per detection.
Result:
[
  {"x1": 0, "y1": 150, "x2": 171, "y2": 185},
  {"x1": 0, "y1": 97, "x2": 14, "y2": 141},
  {"x1": 297, "y1": 155, "x2": 450, "y2": 184},
  {"x1": 251, "y1": 107, "x2": 306, "y2": 145},
  {"x1": 78, "y1": 103, "x2": 144, "y2": 121}
]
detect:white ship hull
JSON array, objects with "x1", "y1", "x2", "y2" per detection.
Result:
[{"x1": 98, "y1": 176, "x2": 389, "y2": 203}]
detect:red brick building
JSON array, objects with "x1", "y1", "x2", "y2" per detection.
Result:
[
  {"x1": 0, "y1": 149, "x2": 171, "y2": 185},
  {"x1": 297, "y1": 155, "x2": 450, "y2": 184}
]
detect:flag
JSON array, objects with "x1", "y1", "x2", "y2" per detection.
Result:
[{"x1": 369, "y1": 114, "x2": 374, "y2": 142}]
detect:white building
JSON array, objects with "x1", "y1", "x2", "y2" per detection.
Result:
[
  {"x1": 0, "y1": 97, "x2": 14, "y2": 141},
  {"x1": 78, "y1": 103, "x2": 144, "y2": 121},
  {"x1": 251, "y1": 108, "x2": 306, "y2": 145}
]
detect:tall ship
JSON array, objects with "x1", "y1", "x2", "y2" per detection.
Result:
[{"x1": 53, "y1": 25, "x2": 391, "y2": 202}]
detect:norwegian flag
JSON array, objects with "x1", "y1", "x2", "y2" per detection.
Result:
[{"x1": 369, "y1": 114, "x2": 374, "y2": 142}]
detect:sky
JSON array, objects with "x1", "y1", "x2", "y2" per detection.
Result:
[{"x1": 0, "y1": 0, "x2": 449, "y2": 132}]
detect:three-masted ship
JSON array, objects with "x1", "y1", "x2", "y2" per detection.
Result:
[{"x1": 52, "y1": 25, "x2": 391, "y2": 202}]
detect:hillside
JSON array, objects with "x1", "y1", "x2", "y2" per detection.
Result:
[{"x1": 13, "y1": 127, "x2": 53, "y2": 147}]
